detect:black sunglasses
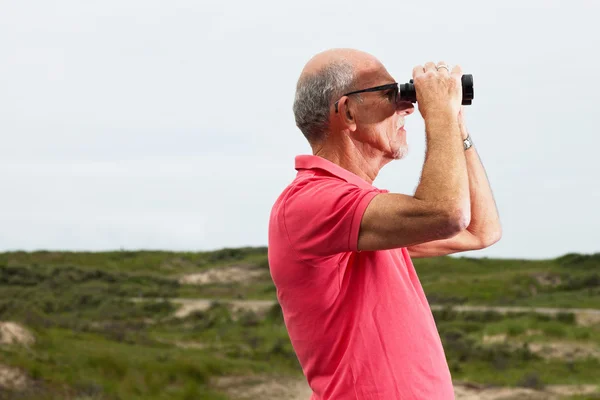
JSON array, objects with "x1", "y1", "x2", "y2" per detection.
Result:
[{"x1": 334, "y1": 82, "x2": 399, "y2": 113}]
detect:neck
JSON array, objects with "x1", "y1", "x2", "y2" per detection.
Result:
[{"x1": 312, "y1": 135, "x2": 390, "y2": 185}]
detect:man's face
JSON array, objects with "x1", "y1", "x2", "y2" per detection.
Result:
[{"x1": 351, "y1": 68, "x2": 415, "y2": 160}]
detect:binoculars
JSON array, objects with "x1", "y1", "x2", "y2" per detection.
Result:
[{"x1": 399, "y1": 74, "x2": 474, "y2": 105}]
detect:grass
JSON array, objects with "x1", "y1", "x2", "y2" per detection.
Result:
[
  {"x1": 0, "y1": 302, "x2": 301, "y2": 399},
  {"x1": 1, "y1": 249, "x2": 600, "y2": 398},
  {"x1": 3, "y1": 249, "x2": 600, "y2": 306},
  {"x1": 417, "y1": 254, "x2": 600, "y2": 308},
  {"x1": 0, "y1": 247, "x2": 269, "y2": 276},
  {"x1": 1, "y1": 328, "x2": 235, "y2": 400}
]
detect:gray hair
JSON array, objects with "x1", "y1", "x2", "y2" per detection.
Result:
[{"x1": 292, "y1": 61, "x2": 357, "y2": 143}]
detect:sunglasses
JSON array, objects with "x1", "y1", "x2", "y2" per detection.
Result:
[{"x1": 334, "y1": 82, "x2": 399, "y2": 113}]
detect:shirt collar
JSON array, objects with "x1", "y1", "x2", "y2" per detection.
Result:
[{"x1": 294, "y1": 155, "x2": 375, "y2": 190}]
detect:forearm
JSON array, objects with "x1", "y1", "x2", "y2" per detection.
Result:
[
  {"x1": 464, "y1": 143, "x2": 502, "y2": 243},
  {"x1": 414, "y1": 113, "x2": 470, "y2": 214}
]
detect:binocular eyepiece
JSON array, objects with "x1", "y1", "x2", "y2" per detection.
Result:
[{"x1": 399, "y1": 74, "x2": 474, "y2": 106}]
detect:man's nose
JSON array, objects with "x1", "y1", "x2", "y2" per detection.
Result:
[{"x1": 397, "y1": 101, "x2": 415, "y2": 116}]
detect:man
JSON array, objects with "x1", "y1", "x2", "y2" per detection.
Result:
[{"x1": 267, "y1": 48, "x2": 501, "y2": 399}]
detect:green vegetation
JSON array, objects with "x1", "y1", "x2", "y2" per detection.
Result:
[
  {"x1": 3, "y1": 249, "x2": 600, "y2": 306},
  {"x1": 0, "y1": 247, "x2": 268, "y2": 276},
  {"x1": 433, "y1": 308, "x2": 600, "y2": 385},
  {"x1": 1, "y1": 249, "x2": 599, "y2": 399}
]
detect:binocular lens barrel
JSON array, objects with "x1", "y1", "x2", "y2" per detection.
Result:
[{"x1": 399, "y1": 74, "x2": 474, "y2": 106}]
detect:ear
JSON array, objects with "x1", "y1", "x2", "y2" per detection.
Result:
[{"x1": 335, "y1": 97, "x2": 357, "y2": 133}]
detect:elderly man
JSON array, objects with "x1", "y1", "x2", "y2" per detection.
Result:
[{"x1": 267, "y1": 48, "x2": 501, "y2": 399}]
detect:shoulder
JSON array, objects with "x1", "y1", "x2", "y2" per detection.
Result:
[{"x1": 271, "y1": 170, "x2": 349, "y2": 210}]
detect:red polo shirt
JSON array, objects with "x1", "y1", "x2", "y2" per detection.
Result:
[{"x1": 268, "y1": 155, "x2": 454, "y2": 399}]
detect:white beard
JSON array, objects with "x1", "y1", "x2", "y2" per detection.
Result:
[{"x1": 393, "y1": 145, "x2": 409, "y2": 160}]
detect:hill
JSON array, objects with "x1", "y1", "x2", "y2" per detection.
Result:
[{"x1": 0, "y1": 249, "x2": 599, "y2": 399}]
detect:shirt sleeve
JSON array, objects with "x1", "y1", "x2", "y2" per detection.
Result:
[{"x1": 283, "y1": 177, "x2": 381, "y2": 261}]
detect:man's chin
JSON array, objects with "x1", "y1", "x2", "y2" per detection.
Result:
[{"x1": 392, "y1": 145, "x2": 409, "y2": 160}]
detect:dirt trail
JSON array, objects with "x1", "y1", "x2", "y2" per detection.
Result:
[{"x1": 172, "y1": 298, "x2": 275, "y2": 318}]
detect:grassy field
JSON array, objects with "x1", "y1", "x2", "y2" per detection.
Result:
[{"x1": 1, "y1": 249, "x2": 600, "y2": 399}]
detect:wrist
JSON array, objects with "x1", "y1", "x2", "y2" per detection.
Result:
[
  {"x1": 459, "y1": 124, "x2": 469, "y2": 140},
  {"x1": 424, "y1": 112, "x2": 460, "y2": 135}
]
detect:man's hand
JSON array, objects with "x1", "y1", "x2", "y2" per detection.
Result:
[{"x1": 412, "y1": 62, "x2": 463, "y2": 121}]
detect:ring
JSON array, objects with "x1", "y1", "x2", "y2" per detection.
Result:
[{"x1": 436, "y1": 64, "x2": 450, "y2": 71}]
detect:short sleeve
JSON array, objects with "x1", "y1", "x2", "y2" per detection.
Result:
[{"x1": 283, "y1": 177, "x2": 381, "y2": 261}]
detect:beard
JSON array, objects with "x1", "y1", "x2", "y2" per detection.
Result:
[{"x1": 392, "y1": 144, "x2": 409, "y2": 160}]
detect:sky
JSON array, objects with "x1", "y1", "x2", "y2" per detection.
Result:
[{"x1": 0, "y1": 0, "x2": 598, "y2": 259}]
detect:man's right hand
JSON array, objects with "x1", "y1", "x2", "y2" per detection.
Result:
[{"x1": 412, "y1": 61, "x2": 463, "y2": 121}]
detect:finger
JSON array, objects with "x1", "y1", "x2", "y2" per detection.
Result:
[
  {"x1": 424, "y1": 61, "x2": 437, "y2": 72},
  {"x1": 451, "y1": 64, "x2": 463, "y2": 80},
  {"x1": 412, "y1": 65, "x2": 424, "y2": 79},
  {"x1": 436, "y1": 61, "x2": 450, "y2": 75}
]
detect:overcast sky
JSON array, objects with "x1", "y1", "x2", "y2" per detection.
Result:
[{"x1": 1, "y1": 0, "x2": 598, "y2": 259}]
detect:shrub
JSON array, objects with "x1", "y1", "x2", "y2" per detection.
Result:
[
  {"x1": 542, "y1": 323, "x2": 567, "y2": 338},
  {"x1": 439, "y1": 328, "x2": 477, "y2": 362},
  {"x1": 517, "y1": 372, "x2": 545, "y2": 389},
  {"x1": 206, "y1": 247, "x2": 266, "y2": 263},
  {"x1": 555, "y1": 312, "x2": 576, "y2": 324},
  {"x1": 560, "y1": 274, "x2": 600, "y2": 291},
  {"x1": 239, "y1": 310, "x2": 261, "y2": 327},
  {"x1": 257, "y1": 258, "x2": 270, "y2": 269},
  {"x1": 533, "y1": 313, "x2": 553, "y2": 322},
  {"x1": 556, "y1": 253, "x2": 600, "y2": 270},
  {"x1": 575, "y1": 330, "x2": 591, "y2": 340},
  {"x1": 506, "y1": 322, "x2": 526, "y2": 337},
  {"x1": 265, "y1": 303, "x2": 284, "y2": 323},
  {"x1": 432, "y1": 307, "x2": 459, "y2": 322},
  {"x1": 191, "y1": 302, "x2": 233, "y2": 330},
  {"x1": 462, "y1": 310, "x2": 504, "y2": 323},
  {"x1": 426, "y1": 294, "x2": 467, "y2": 305}
]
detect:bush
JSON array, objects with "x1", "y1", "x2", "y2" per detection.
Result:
[
  {"x1": 555, "y1": 312, "x2": 576, "y2": 324},
  {"x1": 442, "y1": 321, "x2": 483, "y2": 334},
  {"x1": 533, "y1": 313, "x2": 553, "y2": 322},
  {"x1": 480, "y1": 342, "x2": 537, "y2": 371},
  {"x1": 190, "y1": 302, "x2": 233, "y2": 330},
  {"x1": 575, "y1": 330, "x2": 591, "y2": 340},
  {"x1": 433, "y1": 309, "x2": 504, "y2": 324},
  {"x1": 517, "y1": 372, "x2": 545, "y2": 389},
  {"x1": 560, "y1": 274, "x2": 600, "y2": 291},
  {"x1": 239, "y1": 310, "x2": 261, "y2": 327},
  {"x1": 542, "y1": 323, "x2": 567, "y2": 338},
  {"x1": 462, "y1": 310, "x2": 504, "y2": 323},
  {"x1": 257, "y1": 258, "x2": 270, "y2": 269},
  {"x1": 265, "y1": 303, "x2": 284, "y2": 323},
  {"x1": 506, "y1": 322, "x2": 526, "y2": 337},
  {"x1": 206, "y1": 247, "x2": 267, "y2": 263},
  {"x1": 426, "y1": 294, "x2": 467, "y2": 305},
  {"x1": 556, "y1": 253, "x2": 600, "y2": 270},
  {"x1": 439, "y1": 328, "x2": 477, "y2": 362},
  {"x1": 432, "y1": 307, "x2": 459, "y2": 322},
  {"x1": 484, "y1": 343, "x2": 512, "y2": 370}
]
